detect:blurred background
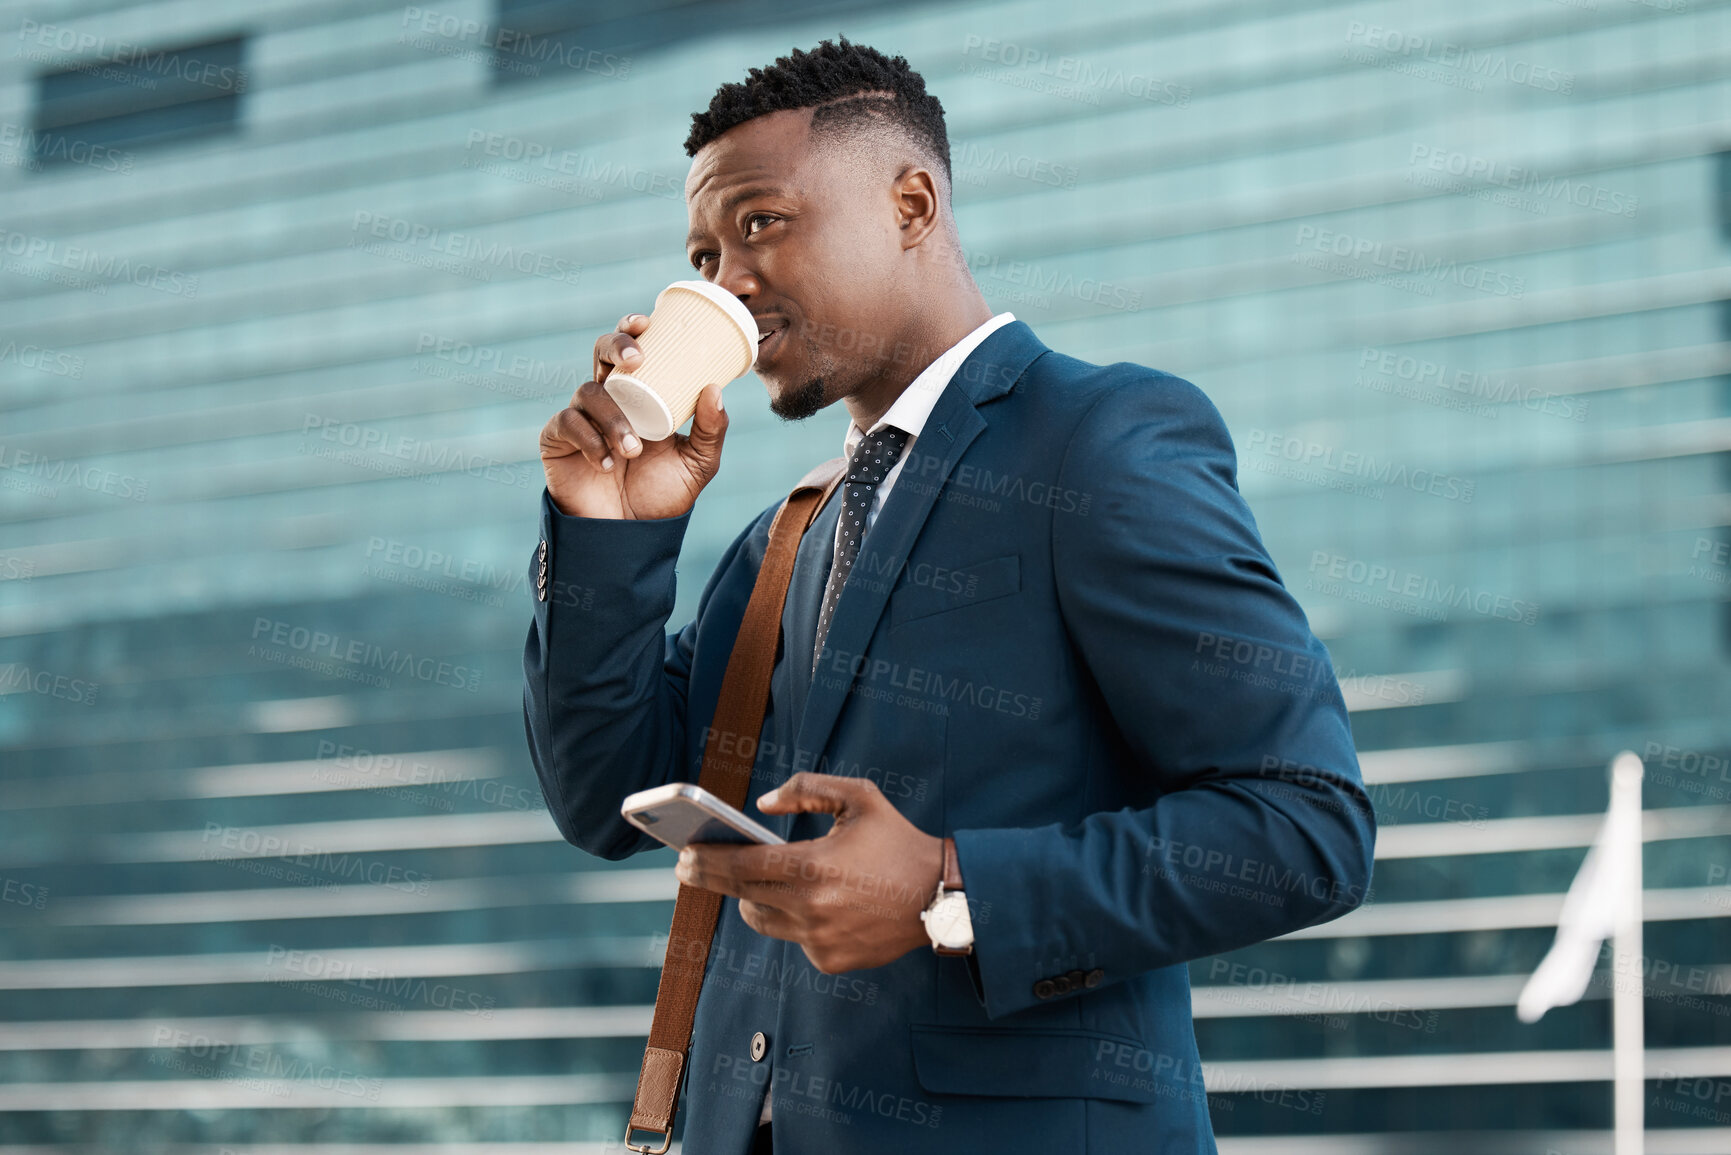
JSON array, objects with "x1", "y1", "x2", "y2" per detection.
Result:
[{"x1": 0, "y1": 0, "x2": 1727, "y2": 1151}]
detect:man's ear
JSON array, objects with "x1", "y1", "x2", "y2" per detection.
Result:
[{"x1": 893, "y1": 165, "x2": 942, "y2": 250}]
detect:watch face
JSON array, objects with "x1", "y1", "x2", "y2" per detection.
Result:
[{"x1": 926, "y1": 893, "x2": 972, "y2": 948}]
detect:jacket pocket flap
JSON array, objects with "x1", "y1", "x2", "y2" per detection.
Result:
[
  {"x1": 909, "y1": 1025, "x2": 1177, "y2": 1104},
  {"x1": 889, "y1": 553, "x2": 1020, "y2": 629}
]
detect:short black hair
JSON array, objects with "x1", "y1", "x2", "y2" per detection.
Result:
[{"x1": 684, "y1": 36, "x2": 950, "y2": 186}]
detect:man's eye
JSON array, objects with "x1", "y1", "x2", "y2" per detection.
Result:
[{"x1": 689, "y1": 217, "x2": 772, "y2": 270}]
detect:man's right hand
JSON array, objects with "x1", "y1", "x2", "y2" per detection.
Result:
[{"x1": 538, "y1": 312, "x2": 730, "y2": 520}]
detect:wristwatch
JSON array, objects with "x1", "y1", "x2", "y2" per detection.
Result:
[{"x1": 919, "y1": 836, "x2": 973, "y2": 955}]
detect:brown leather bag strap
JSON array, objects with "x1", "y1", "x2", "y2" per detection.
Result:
[{"x1": 626, "y1": 456, "x2": 848, "y2": 1154}]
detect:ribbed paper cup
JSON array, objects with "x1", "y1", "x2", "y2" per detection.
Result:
[{"x1": 603, "y1": 280, "x2": 758, "y2": 441}]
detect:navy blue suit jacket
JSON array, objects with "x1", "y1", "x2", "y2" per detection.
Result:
[{"x1": 522, "y1": 320, "x2": 1375, "y2": 1154}]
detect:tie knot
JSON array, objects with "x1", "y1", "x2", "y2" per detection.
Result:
[{"x1": 846, "y1": 425, "x2": 910, "y2": 486}]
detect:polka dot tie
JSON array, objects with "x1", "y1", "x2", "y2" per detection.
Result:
[{"x1": 812, "y1": 424, "x2": 911, "y2": 677}]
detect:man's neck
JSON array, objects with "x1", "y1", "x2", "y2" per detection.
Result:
[{"x1": 843, "y1": 299, "x2": 995, "y2": 433}]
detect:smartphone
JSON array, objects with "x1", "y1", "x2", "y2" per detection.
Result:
[{"x1": 621, "y1": 782, "x2": 786, "y2": 851}]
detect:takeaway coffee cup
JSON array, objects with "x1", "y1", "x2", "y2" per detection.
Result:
[{"x1": 603, "y1": 280, "x2": 758, "y2": 441}]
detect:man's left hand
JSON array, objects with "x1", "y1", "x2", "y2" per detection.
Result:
[{"x1": 673, "y1": 772, "x2": 943, "y2": 973}]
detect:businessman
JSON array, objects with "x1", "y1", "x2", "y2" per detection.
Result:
[{"x1": 524, "y1": 37, "x2": 1374, "y2": 1155}]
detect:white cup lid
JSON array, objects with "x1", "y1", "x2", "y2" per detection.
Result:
[{"x1": 657, "y1": 279, "x2": 758, "y2": 369}]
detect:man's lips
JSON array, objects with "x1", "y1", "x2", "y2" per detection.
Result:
[{"x1": 754, "y1": 319, "x2": 787, "y2": 362}]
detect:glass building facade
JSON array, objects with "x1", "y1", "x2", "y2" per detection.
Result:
[{"x1": 1, "y1": 0, "x2": 1727, "y2": 1149}]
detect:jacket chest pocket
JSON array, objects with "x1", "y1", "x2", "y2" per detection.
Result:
[{"x1": 888, "y1": 553, "x2": 1020, "y2": 630}]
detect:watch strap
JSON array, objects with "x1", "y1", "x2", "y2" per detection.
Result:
[
  {"x1": 941, "y1": 835, "x2": 963, "y2": 891},
  {"x1": 933, "y1": 836, "x2": 971, "y2": 956}
]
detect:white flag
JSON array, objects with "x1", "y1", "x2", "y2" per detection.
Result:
[{"x1": 1515, "y1": 751, "x2": 1643, "y2": 1024}]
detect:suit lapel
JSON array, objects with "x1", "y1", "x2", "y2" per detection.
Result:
[{"x1": 792, "y1": 320, "x2": 1049, "y2": 773}]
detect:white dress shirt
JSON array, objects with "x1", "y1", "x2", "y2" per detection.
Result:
[
  {"x1": 829, "y1": 311, "x2": 1016, "y2": 558},
  {"x1": 759, "y1": 309, "x2": 1015, "y2": 1128}
]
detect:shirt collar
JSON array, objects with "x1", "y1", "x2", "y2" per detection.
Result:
[{"x1": 843, "y1": 312, "x2": 1016, "y2": 457}]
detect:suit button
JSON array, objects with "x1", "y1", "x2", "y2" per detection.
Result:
[
  {"x1": 1066, "y1": 969, "x2": 1086, "y2": 989},
  {"x1": 1084, "y1": 968, "x2": 1104, "y2": 988},
  {"x1": 750, "y1": 1031, "x2": 767, "y2": 1062},
  {"x1": 1033, "y1": 979, "x2": 1056, "y2": 1000}
]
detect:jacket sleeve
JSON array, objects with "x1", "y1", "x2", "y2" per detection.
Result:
[
  {"x1": 951, "y1": 371, "x2": 1376, "y2": 1019},
  {"x1": 520, "y1": 488, "x2": 769, "y2": 861}
]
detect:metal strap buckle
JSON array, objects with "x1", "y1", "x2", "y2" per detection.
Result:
[{"x1": 625, "y1": 1125, "x2": 673, "y2": 1155}]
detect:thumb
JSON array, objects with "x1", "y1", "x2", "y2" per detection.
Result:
[
  {"x1": 681, "y1": 383, "x2": 728, "y2": 473},
  {"x1": 757, "y1": 772, "x2": 872, "y2": 817}
]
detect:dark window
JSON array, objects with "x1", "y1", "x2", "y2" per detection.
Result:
[
  {"x1": 1717, "y1": 150, "x2": 1731, "y2": 244},
  {"x1": 487, "y1": 0, "x2": 933, "y2": 85},
  {"x1": 31, "y1": 36, "x2": 246, "y2": 165}
]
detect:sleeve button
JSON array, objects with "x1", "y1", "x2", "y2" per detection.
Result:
[
  {"x1": 1033, "y1": 979, "x2": 1056, "y2": 999},
  {"x1": 1084, "y1": 968, "x2": 1104, "y2": 988}
]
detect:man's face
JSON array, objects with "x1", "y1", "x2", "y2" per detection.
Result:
[{"x1": 684, "y1": 109, "x2": 906, "y2": 421}]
